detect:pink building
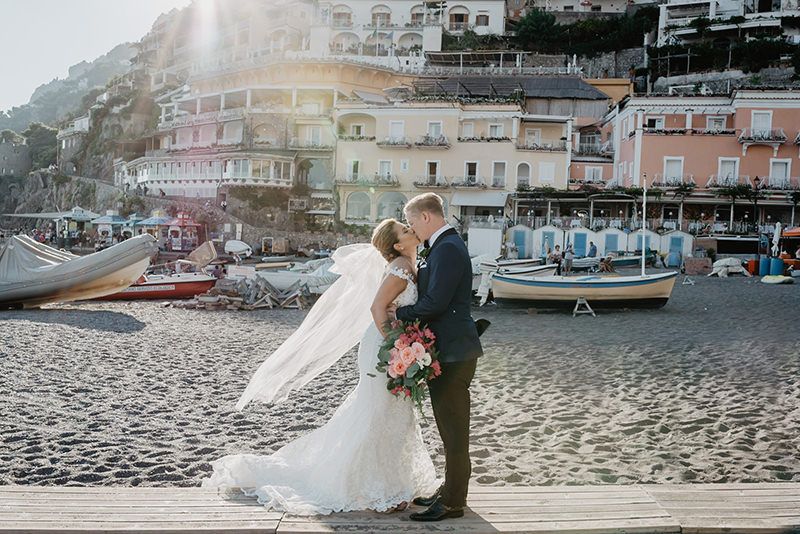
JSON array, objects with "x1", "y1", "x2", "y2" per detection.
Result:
[{"x1": 603, "y1": 90, "x2": 800, "y2": 233}]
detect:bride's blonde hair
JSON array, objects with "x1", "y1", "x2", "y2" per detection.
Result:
[{"x1": 371, "y1": 218, "x2": 401, "y2": 262}]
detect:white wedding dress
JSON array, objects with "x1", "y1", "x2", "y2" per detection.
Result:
[{"x1": 202, "y1": 266, "x2": 439, "y2": 515}]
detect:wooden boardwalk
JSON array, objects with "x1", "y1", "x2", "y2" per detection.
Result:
[{"x1": 1, "y1": 483, "x2": 798, "y2": 533}]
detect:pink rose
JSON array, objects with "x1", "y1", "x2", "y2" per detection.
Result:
[
  {"x1": 411, "y1": 342, "x2": 426, "y2": 361},
  {"x1": 389, "y1": 358, "x2": 408, "y2": 378},
  {"x1": 399, "y1": 347, "x2": 416, "y2": 367},
  {"x1": 393, "y1": 339, "x2": 406, "y2": 350},
  {"x1": 389, "y1": 348, "x2": 400, "y2": 362}
]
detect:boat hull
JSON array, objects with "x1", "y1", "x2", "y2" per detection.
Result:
[
  {"x1": 95, "y1": 274, "x2": 216, "y2": 300},
  {"x1": 0, "y1": 235, "x2": 157, "y2": 309},
  {"x1": 492, "y1": 272, "x2": 678, "y2": 309}
]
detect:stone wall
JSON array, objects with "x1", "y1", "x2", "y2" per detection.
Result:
[
  {"x1": 652, "y1": 67, "x2": 798, "y2": 94},
  {"x1": 579, "y1": 48, "x2": 645, "y2": 79},
  {"x1": 0, "y1": 141, "x2": 31, "y2": 178}
]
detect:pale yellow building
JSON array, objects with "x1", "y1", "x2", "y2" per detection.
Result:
[{"x1": 334, "y1": 96, "x2": 572, "y2": 224}]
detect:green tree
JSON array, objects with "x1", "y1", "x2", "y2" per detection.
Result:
[
  {"x1": 21, "y1": 122, "x2": 58, "y2": 169},
  {"x1": 0, "y1": 129, "x2": 24, "y2": 144},
  {"x1": 516, "y1": 9, "x2": 562, "y2": 53}
]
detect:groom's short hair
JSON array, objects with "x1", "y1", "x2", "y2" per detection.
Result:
[{"x1": 405, "y1": 193, "x2": 444, "y2": 218}]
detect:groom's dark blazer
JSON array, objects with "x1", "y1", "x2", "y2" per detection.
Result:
[{"x1": 396, "y1": 228, "x2": 482, "y2": 363}]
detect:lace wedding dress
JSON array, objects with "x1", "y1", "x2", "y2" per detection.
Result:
[{"x1": 202, "y1": 266, "x2": 438, "y2": 515}]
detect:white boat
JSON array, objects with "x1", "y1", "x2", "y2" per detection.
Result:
[
  {"x1": 491, "y1": 272, "x2": 679, "y2": 308},
  {"x1": 479, "y1": 257, "x2": 543, "y2": 274},
  {"x1": 0, "y1": 234, "x2": 157, "y2": 309},
  {"x1": 475, "y1": 263, "x2": 559, "y2": 304}
]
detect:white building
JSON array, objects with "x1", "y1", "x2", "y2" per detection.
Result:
[{"x1": 529, "y1": 0, "x2": 628, "y2": 14}]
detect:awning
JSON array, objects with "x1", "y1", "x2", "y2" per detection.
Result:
[
  {"x1": 451, "y1": 191, "x2": 509, "y2": 208},
  {"x1": 2, "y1": 206, "x2": 100, "y2": 221},
  {"x1": 306, "y1": 209, "x2": 336, "y2": 216}
]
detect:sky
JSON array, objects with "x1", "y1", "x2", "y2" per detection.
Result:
[{"x1": 0, "y1": 0, "x2": 192, "y2": 112}]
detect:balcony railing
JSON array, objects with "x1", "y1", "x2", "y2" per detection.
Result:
[
  {"x1": 642, "y1": 127, "x2": 687, "y2": 135},
  {"x1": 377, "y1": 136, "x2": 412, "y2": 148},
  {"x1": 738, "y1": 128, "x2": 787, "y2": 143},
  {"x1": 288, "y1": 139, "x2": 333, "y2": 150},
  {"x1": 448, "y1": 22, "x2": 472, "y2": 31},
  {"x1": 694, "y1": 128, "x2": 737, "y2": 136},
  {"x1": 516, "y1": 140, "x2": 567, "y2": 152},
  {"x1": 413, "y1": 176, "x2": 449, "y2": 188},
  {"x1": 764, "y1": 176, "x2": 799, "y2": 190},
  {"x1": 651, "y1": 174, "x2": 696, "y2": 187},
  {"x1": 415, "y1": 135, "x2": 450, "y2": 148},
  {"x1": 490, "y1": 178, "x2": 506, "y2": 188},
  {"x1": 707, "y1": 174, "x2": 751, "y2": 188},
  {"x1": 336, "y1": 174, "x2": 400, "y2": 187},
  {"x1": 575, "y1": 143, "x2": 602, "y2": 155},
  {"x1": 450, "y1": 176, "x2": 487, "y2": 188},
  {"x1": 337, "y1": 135, "x2": 375, "y2": 141}
]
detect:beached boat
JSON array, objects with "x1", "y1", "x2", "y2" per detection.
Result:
[
  {"x1": 491, "y1": 271, "x2": 679, "y2": 308},
  {"x1": 0, "y1": 234, "x2": 157, "y2": 309},
  {"x1": 95, "y1": 272, "x2": 217, "y2": 300},
  {"x1": 611, "y1": 253, "x2": 657, "y2": 268},
  {"x1": 475, "y1": 263, "x2": 559, "y2": 304},
  {"x1": 479, "y1": 257, "x2": 543, "y2": 274},
  {"x1": 571, "y1": 257, "x2": 600, "y2": 271}
]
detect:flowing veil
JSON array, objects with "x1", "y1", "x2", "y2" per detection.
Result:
[{"x1": 236, "y1": 244, "x2": 387, "y2": 410}]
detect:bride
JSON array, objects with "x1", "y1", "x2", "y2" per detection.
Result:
[{"x1": 202, "y1": 219, "x2": 439, "y2": 515}]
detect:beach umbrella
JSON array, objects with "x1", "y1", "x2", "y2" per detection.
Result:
[{"x1": 772, "y1": 222, "x2": 782, "y2": 256}]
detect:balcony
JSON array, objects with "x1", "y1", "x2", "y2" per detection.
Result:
[
  {"x1": 490, "y1": 178, "x2": 507, "y2": 189},
  {"x1": 415, "y1": 135, "x2": 450, "y2": 149},
  {"x1": 694, "y1": 128, "x2": 736, "y2": 136},
  {"x1": 764, "y1": 176, "x2": 799, "y2": 190},
  {"x1": 288, "y1": 139, "x2": 333, "y2": 151},
  {"x1": 450, "y1": 176, "x2": 487, "y2": 189},
  {"x1": 457, "y1": 136, "x2": 511, "y2": 143},
  {"x1": 642, "y1": 127, "x2": 687, "y2": 135},
  {"x1": 651, "y1": 174, "x2": 696, "y2": 188},
  {"x1": 448, "y1": 22, "x2": 472, "y2": 32},
  {"x1": 738, "y1": 128, "x2": 786, "y2": 156},
  {"x1": 158, "y1": 107, "x2": 245, "y2": 130},
  {"x1": 376, "y1": 137, "x2": 412, "y2": 148},
  {"x1": 335, "y1": 174, "x2": 400, "y2": 187},
  {"x1": 574, "y1": 143, "x2": 602, "y2": 155},
  {"x1": 707, "y1": 174, "x2": 751, "y2": 188},
  {"x1": 413, "y1": 176, "x2": 449, "y2": 189},
  {"x1": 515, "y1": 140, "x2": 567, "y2": 152},
  {"x1": 337, "y1": 134, "x2": 375, "y2": 142}
]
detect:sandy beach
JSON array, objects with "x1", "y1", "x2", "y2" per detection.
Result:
[{"x1": 1, "y1": 270, "x2": 799, "y2": 488}]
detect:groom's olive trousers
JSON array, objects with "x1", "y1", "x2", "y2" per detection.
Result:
[{"x1": 429, "y1": 358, "x2": 478, "y2": 508}]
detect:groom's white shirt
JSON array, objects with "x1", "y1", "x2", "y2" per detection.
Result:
[{"x1": 428, "y1": 224, "x2": 452, "y2": 248}]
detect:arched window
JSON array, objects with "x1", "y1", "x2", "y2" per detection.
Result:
[
  {"x1": 371, "y1": 4, "x2": 392, "y2": 27},
  {"x1": 516, "y1": 162, "x2": 531, "y2": 189},
  {"x1": 346, "y1": 192, "x2": 371, "y2": 220},
  {"x1": 377, "y1": 192, "x2": 407, "y2": 220}
]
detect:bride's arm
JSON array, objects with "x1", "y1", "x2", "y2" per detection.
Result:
[{"x1": 370, "y1": 271, "x2": 408, "y2": 338}]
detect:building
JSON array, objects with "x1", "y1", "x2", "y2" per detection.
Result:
[
  {"x1": 113, "y1": 59, "x2": 415, "y2": 206},
  {"x1": 0, "y1": 138, "x2": 31, "y2": 178},
  {"x1": 602, "y1": 89, "x2": 800, "y2": 232},
  {"x1": 657, "y1": 0, "x2": 800, "y2": 46},
  {"x1": 56, "y1": 115, "x2": 90, "y2": 174},
  {"x1": 529, "y1": 0, "x2": 628, "y2": 14},
  {"x1": 334, "y1": 75, "x2": 613, "y2": 225}
]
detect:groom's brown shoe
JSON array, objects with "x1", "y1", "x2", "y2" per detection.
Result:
[
  {"x1": 409, "y1": 498, "x2": 464, "y2": 522},
  {"x1": 412, "y1": 485, "x2": 442, "y2": 507}
]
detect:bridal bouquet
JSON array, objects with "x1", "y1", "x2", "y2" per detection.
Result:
[{"x1": 376, "y1": 320, "x2": 442, "y2": 409}]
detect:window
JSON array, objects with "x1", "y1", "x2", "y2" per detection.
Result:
[
  {"x1": 307, "y1": 126, "x2": 322, "y2": 145},
  {"x1": 706, "y1": 116, "x2": 726, "y2": 130},
  {"x1": 751, "y1": 111, "x2": 772, "y2": 135},
  {"x1": 663, "y1": 157, "x2": 683, "y2": 182},
  {"x1": 492, "y1": 161, "x2": 506, "y2": 187},
  {"x1": 400, "y1": 159, "x2": 409, "y2": 172},
  {"x1": 539, "y1": 162, "x2": 556, "y2": 183},
  {"x1": 618, "y1": 162, "x2": 624, "y2": 179},
  {"x1": 465, "y1": 161, "x2": 478, "y2": 181},
  {"x1": 476, "y1": 14, "x2": 489, "y2": 26},
  {"x1": 350, "y1": 124, "x2": 364, "y2": 136},
  {"x1": 489, "y1": 123, "x2": 504, "y2": 138},
  {"x1": 770, "y1": 159, "x2": 791, "y2": 186},
  {"x1": 517, "y1": 162, "x2": 531, "y2": 188},
  {"x1": 348, "y1": 159, "x2": 361, "y2": 178},
  {"x1": 525, "y1": 128, "x2": 541, "y2": 145},
  {"x1": 378, "y1": 160, "x2": 392, "y2": 177},
  {"x1": 718, "y1": 157, "x2": 739, "y2": 185},
  {"x1": 585, "y1": 167, "x2": 603, "y2": 182},
  {"x1": 426, "y1": 161, "x2": 439, "y2": 183},
  {"x1": 449, "y1": 12, "x2": 468, "y2": 30},
  {"x1": 591, "y1": 5, "x2": 601, "y2": 11},
  {"x1": 646, "y1": 117, "x2": 665, "y2": 129},
  {"x1": 411, "y1": 12, "x2": 424, "y2": 25},
  {"x1": 461, "y1": 122, "x2": 474, "y2": 138},
  {"x1": 563, "y1": 5, "x2": 574, "y2": 10},
  {"x1": 427, "y1": 121, "x2": 442, "y2": 138},
  {"x1": 389, "y1": 120, "x2": 404, "y2": 140}
]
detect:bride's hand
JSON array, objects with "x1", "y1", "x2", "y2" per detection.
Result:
[{"x1": 386, "y1": 304, "x2": 397, "y2": 321}]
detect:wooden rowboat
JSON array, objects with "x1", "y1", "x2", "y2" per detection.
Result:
[
  {"x1": 95, "y1": 272, "x2": 217, "y2": 300},
  {"x1": 491, "y1": 271, "x2": 679, "y2": 308}
]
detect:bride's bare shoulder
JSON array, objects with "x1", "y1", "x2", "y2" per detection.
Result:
[{"x1": 387, "y1": 257, "x2": 415, "y2": 280}]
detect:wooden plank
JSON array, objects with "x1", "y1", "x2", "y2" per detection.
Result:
[
  {"x1": 280, "y1": 511, "x2": 671, "y2": 524},
  {"x1": 276, "y1": 517, "x2": 680, "y2": 533},
  {"x1": 0, "y1": 513, "x2": 283, "y2": 522},
  {"x1": 641, "y1": 483, "x2": 800, "y2": 491},
  {"x1": 1, "y1": 523, "x2": 278, "y2": 534}
]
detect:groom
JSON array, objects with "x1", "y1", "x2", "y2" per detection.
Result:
[{"x1": 395, "y1": 193, "x2": 483, "y2": 522}]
